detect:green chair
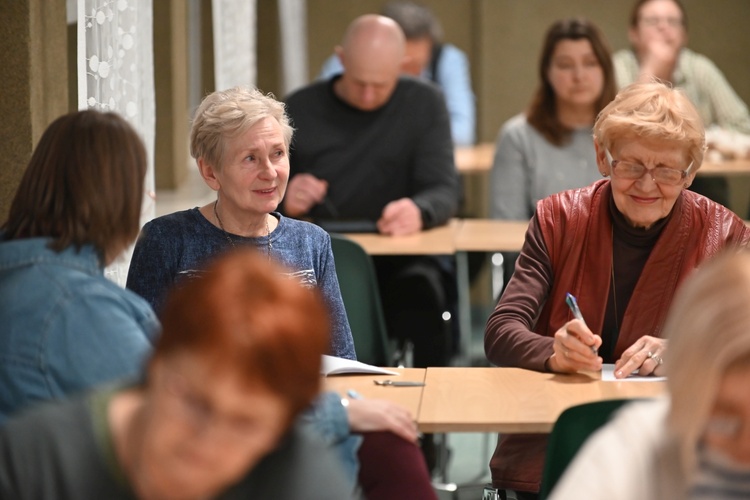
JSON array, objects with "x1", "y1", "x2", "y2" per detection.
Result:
[
  {"x1": 329, "y1": 234, "x2": 393, "y2": 366},
  {"x1": 539, "y1": 398, "x2": 637, "y2": 499}
]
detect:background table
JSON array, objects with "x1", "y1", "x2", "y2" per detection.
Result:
[
  {"x1": 322, "y1": 368, "x2": 426, "y2": 416},
  {"x1": 455, "y1": 142, "x2": 750, "y2": 176},
  {"x1": 343, "y1": 219, "x2": 458, "y2": 255},
  {"x1": 418, "y1": 367, "x2": 666, "y2": 433}
]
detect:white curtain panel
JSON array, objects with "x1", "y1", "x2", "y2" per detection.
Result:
[
  {"x1": 77, "y1": 0, "x2": 155, "y2": 286},
  {"x1": 211, "y1": 0, "x2": 256, "y2": 90},
  {"x1": 278, "y1": 0, "x2": 308, "y2": 95}
]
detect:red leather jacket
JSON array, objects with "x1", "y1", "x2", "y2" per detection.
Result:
[{"x1": 487, "y1": 179, "x2": 750, "y2": 492}]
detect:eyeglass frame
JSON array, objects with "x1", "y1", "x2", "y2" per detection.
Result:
[
  {"x1": 638, "y1": 16, "x2": 684, "y2": 28},
  {"x1": 604, "y1": 148, "x2": 693, "y2": 186}
]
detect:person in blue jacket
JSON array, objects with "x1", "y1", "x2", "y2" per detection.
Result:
[{"x1": 0, "y1": 109, "x2": 159, "y2": 423}]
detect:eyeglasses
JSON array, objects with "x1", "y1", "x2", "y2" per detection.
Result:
[
  {"x1": 161, "y1": 368, "x2": 258, "y2": 442},
  {"x1": 639, "y1": 16, "x2": 683, "y2": 28},
  {"x1": 605, "y1": 149, "x2": 692, "y2": 186}
]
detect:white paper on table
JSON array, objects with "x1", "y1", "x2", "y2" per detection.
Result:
[
  {"x1": 321, "y1": 355, "x2": 399, "y2": 376},
  {"x1": 601, "y1": 363, "x2": 667, "y2": 382}
]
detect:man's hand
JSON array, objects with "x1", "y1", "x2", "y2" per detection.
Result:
[
  {"x1": 377, "y1": 198, "x2": 423, "y2": 236},
  {"x1": 346, "y1": 398, "x2": 418, "y2": 443},
  {"x1": 283, "y1": 174, "x2": 328, "y2": 217}
]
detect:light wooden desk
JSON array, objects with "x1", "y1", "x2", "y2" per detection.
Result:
[
  {"x1": 699, "y1": 158, "x2": 750, "y2": 176},
  {"x1": 455, "y1": 143, "x2": 494, "y2": 173},
  {"x1": 322, "y1": 368, "x2": 426, "y2": 416},
  {"x1": 455, "y1": 219, "x2": 528, "y2": 252},
  {"x1": 418, "y1": 367, "x2": 666, "y2": 433},
  {"x1": 455, "y1": 142, "x2": 750, "y2": 177},
  {"x1": 342, "y1": 219, "x2": 458, "y2": 255}
]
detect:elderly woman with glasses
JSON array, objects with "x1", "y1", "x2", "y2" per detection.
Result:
[{"x1": 483, "y1": 81, "x2": 750, "y2": 499}]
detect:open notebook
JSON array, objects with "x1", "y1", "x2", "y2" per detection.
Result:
[{"x1": 321, "y1": 355, "x2": 398, "y2": 376}]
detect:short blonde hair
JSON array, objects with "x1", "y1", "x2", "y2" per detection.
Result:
[
  {"x1": 664, "y1": 249, "x2": 750, "y2": 475},
  {"x1": 593, "y1": 81, "x2": 706, "y2": 170},
  {"x1": 190, "y1": 86, "x2": 294, "y2": 170}
]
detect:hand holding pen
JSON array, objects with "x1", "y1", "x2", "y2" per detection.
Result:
[
  {"x1": 565, "y1": 293, "x2": 598, "y2": 356},
  {"x1": 547, "y1": 293, "x2": 602, "y2": 373}
]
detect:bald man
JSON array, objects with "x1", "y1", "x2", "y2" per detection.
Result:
[{"x1": 282, "y1": 15, "x2": 459, "y2": 369}]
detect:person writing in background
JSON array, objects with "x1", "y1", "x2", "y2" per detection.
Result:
[
  {"x1": 283, "y1": 14, "x2": 459, "y2": 369},
  {"x1": 0, "y1": 110, "x2": 158, "y2": 424},
  {"x1": 551, "y1": 249, "x2": 750, "y2": 499},
  {"x1": 0, "y1": 250, "x2": 355, "y2": 499},
  {"x1": 490, "y1": 18, "x2": 616, "y2": 288},
  {"x1": 613, "y1": 0, "x2": 750, "y2": 206},
  {"x1": 483, "y1": 81, "x2": 750, "y2": 499},
  {"x1": 319, "y1": 0, "x2": 476, "y2": 146}
]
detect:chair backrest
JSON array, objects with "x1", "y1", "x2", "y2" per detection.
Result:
[
  {"x1": 329, "y1": 234, "x2": 392, "y2": 366},
  {"x1": 539, "y1": 398, "x2": 636, "y2": 499}
]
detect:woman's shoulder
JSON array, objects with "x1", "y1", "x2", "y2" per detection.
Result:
[
  {"x1": 277, "y1": 215, "x2": 330, "y2": 242},
  {"x1": 144, "y1": 208, "x2": 205, "y2": 233}
]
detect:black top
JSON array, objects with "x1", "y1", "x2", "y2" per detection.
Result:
[{"x1": 284, "y1": 75, "x2": 459, "y2": 228}]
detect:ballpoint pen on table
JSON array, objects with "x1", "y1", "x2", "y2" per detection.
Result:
[
  {"x1": 373, "y1": 380, "x2": 425, "y2": 387},
  {"x1": 565, "y1": 292, "x2": 598, "y2": 355}
]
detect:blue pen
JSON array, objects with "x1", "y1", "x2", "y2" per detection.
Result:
[{"x1": 565, "y1": 293, "x2": 598, "y2": 355}]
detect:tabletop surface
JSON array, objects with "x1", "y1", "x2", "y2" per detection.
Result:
[
  {"x1": 455, "y1": 142, "x2": 750, "y2": 176},
  {"x1": 455, "y1": 219, "x2": 529, "y2": 252},
  {"x1": 417, "y1": 367, "x2": 666, "y2": 433},
  {"x1": 342, "y1": 219, "x2": 458, "y2": 255},
  {"x1": 322, "y1": 368, "x2": 426, "y2": 417}
]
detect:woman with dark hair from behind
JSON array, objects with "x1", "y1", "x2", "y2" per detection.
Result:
[
  {"x1": 0, "y1": 249, "x2": 354, "y2": 499},
  {"x1": 490, "y1": 18, "x2": 617, "y2": 289},
  {"x1": 0, "y1": 110, "x2": 158, "y2": 424}
]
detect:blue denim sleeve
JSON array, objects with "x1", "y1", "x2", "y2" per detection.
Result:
[
  {"x1": 318, "y1": 54, "x2": 343, "y2": 80},
  {"x1": 299, "y1": 392, "x2": 362, "y2": 486},
  {"x1": 435, "y1": 44, "x2": 476, "y2": 146}
]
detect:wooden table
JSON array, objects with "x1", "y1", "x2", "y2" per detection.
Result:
[
  {"x1": 455, "y1": 142, "x2": 750, "y2": 177},
  {"x1": 418, "y1": 367, "x2": 666, "y2": 433},
  {"x1": 322, "y1": 368, "x2": 426, "y2": 416},
  {"x1": 342, "y1": 219, "x2": 458, "y2": 255},
  {"x1": 455, "y1": 143, "x2": 494, "y2": 173},
  {"x1": 455, "y1": 219, "x2": 528, "y2": 252}
]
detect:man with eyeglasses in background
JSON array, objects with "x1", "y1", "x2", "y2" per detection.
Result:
[{"x1": 613, "y1": 0, "x2": 750, "y2": 209}]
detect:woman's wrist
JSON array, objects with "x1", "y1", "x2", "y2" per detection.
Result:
[{"x1": 545, "y1": 353, "x2": 558, "y2": 373}]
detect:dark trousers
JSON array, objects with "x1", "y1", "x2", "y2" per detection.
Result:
[
  {"x1": 357, "y1": 431, "x2": 437, "y2": 500},
  {"x1": 373, "y1": 255, "x2": 455, "y2": 367}
]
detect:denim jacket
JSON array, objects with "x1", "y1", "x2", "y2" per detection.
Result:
[
  {"x1": 301, "y1": 391, "x2": 363, "y2": 487},
  {"x1": 0, "y1": 237, "x2": 159, "y2": 423}
]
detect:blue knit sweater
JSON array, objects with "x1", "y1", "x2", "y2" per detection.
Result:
[{"x1": 126, "y1": 209, "x2": 356, "y2": 360}]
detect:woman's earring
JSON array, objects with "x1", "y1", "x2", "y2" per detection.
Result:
[{"x1": 601, "y1": 171, "x2": 609, "y2": 178}]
